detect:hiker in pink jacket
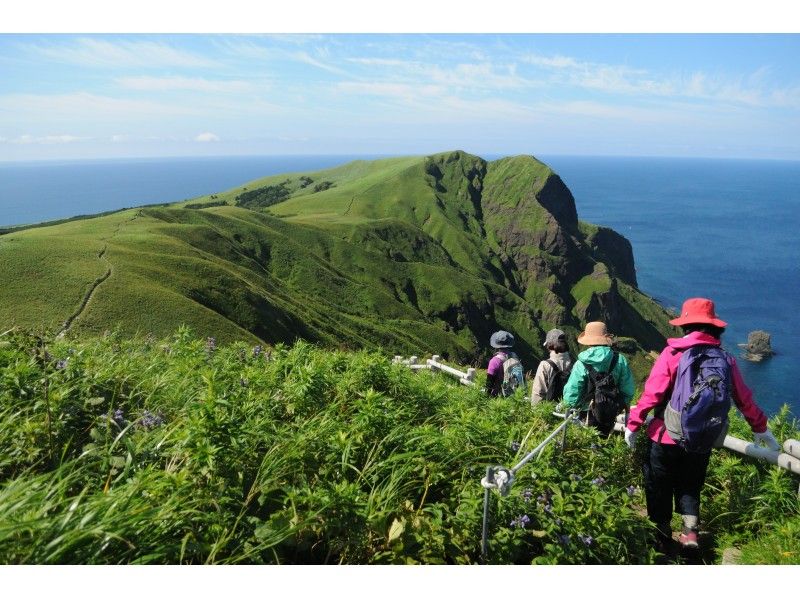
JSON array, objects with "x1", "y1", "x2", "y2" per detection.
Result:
[{"x1": 624, "y1": 298, "x2": 780, "y2": 552}]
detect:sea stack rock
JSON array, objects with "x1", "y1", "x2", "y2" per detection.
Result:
[{"x1": 738, "y1": 330, "x2": 774, "y2": 362}]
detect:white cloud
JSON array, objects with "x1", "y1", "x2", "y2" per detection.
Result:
[
  {"x1": 21, "y1": 37, "x2": 219, "y2": 69},
  {"x1": 195, "y1": 132, "x2": 220, "y2": 142},
  {"x1": 117, "y1": 76, "x2": 255, "y2": 93},
  {"x1": 0, "y1": 92, "x2": 198, "y2": 123},
  {"x1": 522, "y1": 51, "x2": 800, "y2": 109},
  {"x1": 3, "y1": 134, "x2": 89, "y2": 144},
  {"x1": 291, "y1": 51, "x2": 351, "y2": 76},
  {"x1": 336, "y1": 81, "x2": 447, "y2": 100}
]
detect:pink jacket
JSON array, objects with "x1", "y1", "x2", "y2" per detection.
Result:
[{"x1": 627, "y1": 331, "x2": 767, "y2": 444}]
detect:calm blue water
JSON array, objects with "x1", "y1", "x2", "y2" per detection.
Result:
[
  {"x1": 0, "y1": 155, "x2": 374, "y2": 228},
  {"x1": 543, "y1": 155, "x2": 800, "y2": 417},
  {"x1": 1, "y1": 154, "x2": 798, "y2": 415}
]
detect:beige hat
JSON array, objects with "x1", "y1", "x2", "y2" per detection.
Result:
[{"x1": 577, "y1": 321, "x2": 613, "y2": 346}]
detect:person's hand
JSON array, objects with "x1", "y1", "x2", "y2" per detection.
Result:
[
  {"x1": 753, "y1": 429, "x2": 780, "y2": 451},
  {"x1": 624, "y1": 427, "x2": 638, "y2": 449}
]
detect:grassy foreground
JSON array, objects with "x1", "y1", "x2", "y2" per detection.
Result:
[{"x1": 0, "y1": 328, "x2": 797, "y2": 564}]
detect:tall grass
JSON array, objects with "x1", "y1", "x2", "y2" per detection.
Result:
[{"x1": 0, "y1": 328, "x2": 797, "y2": 564}]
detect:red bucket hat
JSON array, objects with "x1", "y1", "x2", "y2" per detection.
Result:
[{"x1": 669, "y1": 297, "x2": 727, "y2": 328}]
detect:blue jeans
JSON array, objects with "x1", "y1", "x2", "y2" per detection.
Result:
[{"x1": 642, "y1": 440, "x2": 711, "y2": 527}]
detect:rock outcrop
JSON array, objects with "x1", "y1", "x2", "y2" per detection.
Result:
[{"x1": 738, "y1": 330, "x2": 774, "y2": 362}]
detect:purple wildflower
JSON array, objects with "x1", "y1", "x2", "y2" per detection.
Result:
[
  {"x1": 510, "y1": 441, "x2": 521, "y2": 452},
  {"x1": 55, "y1": 359, "x2": 68, "y2": 370},
  {"x1": 569, "y1": 473, "x2": 582, "y2": 482},
  {"x1": 543, "y1": 503, "x2": 554, "y2": 514},
  {"x1": 591, "y1": 476, "x2": 606, "y2": 486},
  {"x1": 557, "y1": 534, "x2": 571, "y2": 546},
  {"x1": 627, "y1": 485, "x2": 637, "y2": 496},
  {"x1": 206, "y1": 337, "x2": 217, "y2": 354},
  {"x1": 522, "y1": 488, "x2": 533, "y2": 502},
  {"x1": 138, "y1": 411, "x2": 164, "y2": 430},
  {"x1": 510, "y1": 514, "x2": 531, "y2": 529},
  {"x1": 112, "y1": 408, "x2": 125, "y2": 426},
  {"x1": 578, "y1": 534, "x2": 594, "y2": 546},
  {"x1": 252, "y1": 345, "x2": 263, "y2": 358}
]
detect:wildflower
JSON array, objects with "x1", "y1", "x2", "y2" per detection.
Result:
[
  {"x1": 206, "y1": 337, "x2": 217, "y2": 354},
  {"x1": 536, "y1": 493, "x2": 550, "y2": 505},
  {"x1": 138, "y1": 411, "x2": 164, "y2": 430},
  {"x1": 627, "y1": 485, "x2": 637, "y2": 496},
  {"x1": 510, "y1": 441, "x2": 521, "y2": 452},
  {"x1": 557, "y1": 534, "x2": 571, "y2": 546},
  {"x1": 555, "y1": 518, "x2": 563, "y2": 527},
  {"x1": 591, "y1": 476, "x2": 606, "y2": 486},
  {"x1": 252, "y1": 345, "x2": 263, "y2": 358},
  {"x1": 112, "y1": 408, "x2": 125, "y2": 426},
  {"x1": 543, "y1": 503, "x2": 554, "y2": 514},
  {"x1": 578, "y1": 534, "x2": 594, "y2": 546},
  {"x1": 569, "y1": 473, "x2": 582, "y2": 482},
  {"x1": 510, "y1": 514, "x2": 530, "y2": 529},
  {"x1": 522, "y1": 488, "x2": 533, "y2": 502},
  {"x1": 55, "y1": 359, "x2": 68, "y2": 370},
  {"x1": 590, "y1": 443, "x2": 600, "y2": 451},
  {"x1": 240, "y1": 378, "x2": 249, "y2": 388}
]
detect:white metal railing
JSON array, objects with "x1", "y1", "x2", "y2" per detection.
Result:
[
  {"x1": 551, "y1": 412, "x2": 800, "y2": 478},
  {"x1": 393, "y1": 354, "x2": 477, "y2": 387}
]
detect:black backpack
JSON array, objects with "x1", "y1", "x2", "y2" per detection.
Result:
[
  {"x1": 583, "y1": 352, "x2": 626, "y2": 434},
  {"x1": 544, "y1": 359, "x2": 572, "y2": 402}
]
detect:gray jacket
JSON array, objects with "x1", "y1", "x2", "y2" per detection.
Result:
[{"x1": 530, "y1": 351, "x2": 573, "y2": 406}]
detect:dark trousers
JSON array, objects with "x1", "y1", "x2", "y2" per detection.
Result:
[{"x1": 642, "y1": 440, "x2": 711, "y2": 527}]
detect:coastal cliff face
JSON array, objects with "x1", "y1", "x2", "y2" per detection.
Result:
[{"x1": 0, "y1": 150, "x2": 673, "y2": 373}]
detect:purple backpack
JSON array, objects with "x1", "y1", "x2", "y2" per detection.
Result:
[{"x1": 663, "y1": 345, "x2": 732, "y2": 453}]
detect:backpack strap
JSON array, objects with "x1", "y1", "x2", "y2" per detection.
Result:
[
  {"x1": 653, "y1": 347, "x2": 681, "y2": 421},
  {"x1": 608, "y1": 351, "x2": 619, "y2": 373},
  {"x1": 545, "y1": 359, "x2": 559, "y2": 383}
]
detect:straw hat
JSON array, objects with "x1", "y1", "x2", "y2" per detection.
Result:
[
  {"x1": 577, "y1": 321, "x2": 613, "y2": 346},
  {"x1": 669, "y1": 297, "x2": 727, "y2": 328}
]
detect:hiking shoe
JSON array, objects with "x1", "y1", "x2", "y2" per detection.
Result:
[
  {"x1": 679, "y1": 528, "x2": 699, "y2": 549},
  {"x1": 653, "y1": 522, "x2": 672, "y2": 552}
]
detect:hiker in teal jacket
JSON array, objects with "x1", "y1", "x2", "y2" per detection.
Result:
[{"x1": 562, "y1": 321, "x2": 635, "y2": 434}]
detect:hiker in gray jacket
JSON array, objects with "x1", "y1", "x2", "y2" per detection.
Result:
[{"x1": 530, "y1": 328, "x2": 573, "y2": 406}]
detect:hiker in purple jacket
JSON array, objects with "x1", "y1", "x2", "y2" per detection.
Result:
[{"x1": 485, "y1": 330, "x2": 516, "y2": 396}]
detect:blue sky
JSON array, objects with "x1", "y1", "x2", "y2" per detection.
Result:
[{"x1": 2, "y1": 32, "x2": 800, "y2": 161}]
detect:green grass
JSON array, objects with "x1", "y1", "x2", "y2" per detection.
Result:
[
  {"x1": 0, "y1": 329, "x2": 796, "y2": 564},
  {"x1": 0, "y1": 150, "x2": 676, "y2": 384}
]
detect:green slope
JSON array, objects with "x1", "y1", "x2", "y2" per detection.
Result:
[{"x1": 0, "y1": 150, "x2": 676, "y2": 380}]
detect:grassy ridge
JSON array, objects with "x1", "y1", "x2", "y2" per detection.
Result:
[
  {"x1": 0, "y1": 151, "x2": 676, "y2": 385},
  {"x1": 0, "y1": 329, "x2": 797, "y2": 564}
]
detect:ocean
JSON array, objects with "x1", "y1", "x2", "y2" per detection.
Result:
[{"x1": 1, "y1": 154, "x2": 798, "y2": 416}]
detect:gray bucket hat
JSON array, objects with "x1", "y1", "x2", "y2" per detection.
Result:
[
  {"x1": 543, "y1": 328, "x2": 566, "y2": 347},
  {"x1": 490, "y1": 330, "x2": 515, "y2": 349}
]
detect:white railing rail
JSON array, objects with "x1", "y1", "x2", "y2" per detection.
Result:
[
  {"x1": 552, "y1": 412, "x2": 800, "y2": 479},
  {"x1": 393, "y1": 354, "x2": 476, "y2": 387}
]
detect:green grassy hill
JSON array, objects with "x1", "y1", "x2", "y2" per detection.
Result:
[{"x1": 0, "y1": 150, "x2": 674, "y2": 381}]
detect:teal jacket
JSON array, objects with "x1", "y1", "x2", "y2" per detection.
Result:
[{"x1": 562, "y1": 346, "x2": 635, "y2": 410}]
